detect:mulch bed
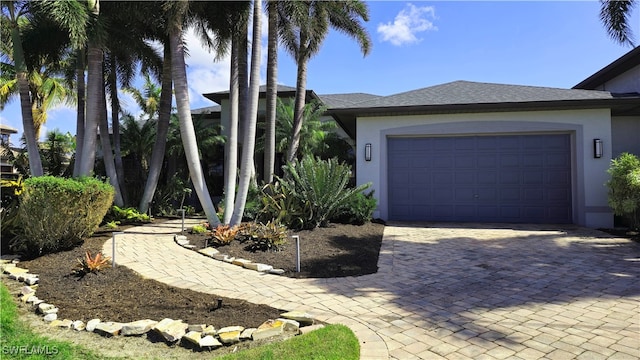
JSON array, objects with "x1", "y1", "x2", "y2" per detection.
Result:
[{"x1": 5, "y1": 219, "x2": 384, "y2": 331}]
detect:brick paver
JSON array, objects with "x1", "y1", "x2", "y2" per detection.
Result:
[{"x1": 104, "y1": 220, "x2": 640, "y2": 359}]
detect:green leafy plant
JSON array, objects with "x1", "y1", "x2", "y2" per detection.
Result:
[
  {"x1": 104, "y1": 205, "x2": 150, "y2": 224},
  {"x1": 11, "y1": 176, "x2": 114, "y2": 258},
  {"x1": 210, "y1": 224, "x2": 240, "y2": 245},
  {"x1": 260, "y1": 156, "x2": 371, "y2": 230},
  {"x1": 190, "y1": 224, "x2": 208, "y2": 234},
  {"x1": 606, "y1": 152, "x2": 640, "y2": 229},
  {"x1": 105, "y1": 220, "x2": 120, "y2": 229},
  {"x1": 331, "y1": 191, "x2": 377, "y2": 225},
  {"x1": 1, "y1": 177, "x2": 25, "y2": 249},
  {"x1": 74, "y1": 250, "x2": 111, "y2": 275},
  {"x1": 237, "y1": 221, "x2": 288, "y2": 252}
]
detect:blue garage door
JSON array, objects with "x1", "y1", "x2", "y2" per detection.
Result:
[{"x1": 388, "y1": 135, "x2": 572, "y2": 223}]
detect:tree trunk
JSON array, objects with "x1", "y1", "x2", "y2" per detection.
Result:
[
  {"x1": 231, "y1": 0, "x2": 262, "y2": 225},
  {"x1": 73, "y1": 48, "x2": 85, "y2": 177},
  {"x1": 11, "y1": 21, "x2": 43, "y2": 177},
  {"x1": 139, "y1": 43, "x2": 172, "y2": 214},
  {"x1": 78, "y1": 42, "x2": 103, "y2": 176},
  {"x1": 109, "y1": 58, "x2": 126, "y2": 204},
  {"x1": 264, "y1": 2, "x2": 278, "y2": 183},
  {"x1": 287, "y1": 47, "x2": 308, "y2": 163},
  {"x1": 223, "y1": 35, "x2": 240, "y2": 224},
  {"x1": 98, "y1": 76, "x2": 124, "y2": 206},
  {"x1": 169, "y1": 25, "x2": 221, "y2": 227}
]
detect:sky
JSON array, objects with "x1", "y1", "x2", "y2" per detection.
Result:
[{"x1": 1, "y1": 1, "x2": 637, "y2": 142}]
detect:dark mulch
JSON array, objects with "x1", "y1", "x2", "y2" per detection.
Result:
[
  {"x1": 186, "y1": 222, "x2": 385, "y2": 278},
  {"x1": 7, "y1": 219, "x2": 384, "y2": 332}
]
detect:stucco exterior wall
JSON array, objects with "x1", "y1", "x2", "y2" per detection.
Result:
[
  {"x1": 592, "y1": 64, "x2": 640, "y2": 93},
  {"x1": 612, "y1": 116, "x2": 640, "y2": 157},
  {"x1": 356, "y1": 108, "x2": 613, "y2": 228}
]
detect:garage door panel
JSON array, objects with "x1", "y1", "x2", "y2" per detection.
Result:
[{"x1": 388, "y1": 135, "x2": 572, "y2": 224}]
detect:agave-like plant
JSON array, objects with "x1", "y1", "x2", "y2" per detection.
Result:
[{"x1": 75, "y1": 250, "x2": 111, "y2": 275}]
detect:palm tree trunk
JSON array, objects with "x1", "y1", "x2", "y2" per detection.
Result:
[
  {"x1": 223, "y1": 35, "x2": 239, "y2": 224},
  {"x1": 98, "y1": 77, "x2": 124, "y2": 206},
  {"x1": 287, "y1": 46, "x2": 308, "y2": 163},
  {"x1": 169, "y1": 25, "x2": 221, "y2": 227},
  {"x1": 231, "y1": 0, "x2": 262, "y2": 225},
  {"x1": 73, "y1": 48, "x2": 85, "y2": 177},
  {"x1": 139, "y1": 43, "x2": 172, "y2": 214},
  {"x1": 10, "y1": 19, "x2": 43, "y2": 177},
  {"x1": 264, "y1": 2, "x2": 278, "y2": 183},
  {"x1": 78, "y1": 42, "x2": 103, "y2": 176},
  {"x1": 109, "y1": 58, "x2": 126, "y2": 204}
]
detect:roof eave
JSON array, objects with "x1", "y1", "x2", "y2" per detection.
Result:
[{"x1": 573, "y1": 47, "x2": 640, "y2": 90}]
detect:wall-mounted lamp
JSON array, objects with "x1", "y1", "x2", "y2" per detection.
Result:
[
  {"x1": 593, "y1": 139, "x2": 603, "y2": 159},
  {"x1": 365, "y1": 143, "x2": 372, "y2": 161}
]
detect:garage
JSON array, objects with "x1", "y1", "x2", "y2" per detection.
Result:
[{"x1": 387, "y1": 134, "x2": 572, "y2": 223}]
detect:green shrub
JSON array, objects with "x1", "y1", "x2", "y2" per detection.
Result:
[
  {"x1": 606, "y1": 152, "x2": 640, "y2": 229},
  {"x1": 190, "y1": 224, "x2": 208, "y2": 234},
  {"x1": 11, "y1": 176, "x2": 114, "y2": 257},
  {"x1": 104, "y1": 205, "x2": 151, "y2": 224},
  {"x1": 331, "y1": 191, "x2": 377, "y2": 225},
  {"x1": 260, "y1": 156, "x2": 371, "y2": 229},
  {"x1": 0, "y1": 177, "x2": 24, "y2": 249}
]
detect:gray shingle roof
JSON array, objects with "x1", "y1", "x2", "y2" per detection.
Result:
[
  {"x1": 345, "y1": 81, "x2": 613, "y2": 109},
  {"x1": 318, "y1": 93, "x2": 382, "y2": 108},
  {"x1": 191, "y1": 105, "x2": 221, "y2": 115}
]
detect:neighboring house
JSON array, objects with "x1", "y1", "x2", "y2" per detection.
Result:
[
  {"x1": 196, "y1": 48, "x2": 639, "y2": 228},
  {"x1": 0, "y1": 124, "x2": 20, "y2": 180}
]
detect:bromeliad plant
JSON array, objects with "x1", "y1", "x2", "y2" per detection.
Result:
[
  {"x1": 237, "y1": 222, "x2": 288, "y2": 252},
  {"x1": 74, "y1": 250, "x2": 111, "y2": 275},
  {"x1": 210, "y1": 224, "x2": 240, "y2": 245}
]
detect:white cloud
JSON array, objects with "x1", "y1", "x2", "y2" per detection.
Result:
[{"x1": 378, "y1": 3, "x2": 437, "y2": 46}]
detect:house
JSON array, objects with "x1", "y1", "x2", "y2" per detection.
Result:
[
  {"x1": 196, "y1": 47, "x2": 639, "y2": 228},
  {"x1": 0, "y1": 124, "x2": 20, "y2": 180}
]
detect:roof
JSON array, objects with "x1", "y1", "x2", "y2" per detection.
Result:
[
  {"x1": 318, "y1": 93, "x2": 382, "y2": 108},
  {"x1": 191, "y1": 105, "x2": 221, "y2": 115},
  {"x1": 204, "y1": 85, "x2": 299, "y2": 104},
  {"x1": 341, "y1": 81, "x2": 613, "y2": 109},
  {"x1": 573, "y1": 46, "x2": 640, "y2": 90},
  {"x1": 0, "y1": 124, "x2": 18, "y2": 134}
]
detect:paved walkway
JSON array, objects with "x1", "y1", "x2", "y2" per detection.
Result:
[{"x1": 103, "y1": 220, "x2": 640, "y2": 359}]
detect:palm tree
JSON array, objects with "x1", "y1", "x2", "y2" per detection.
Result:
[
  {"x1": 600, "y1": 0, "x2": 637, "y2": 46},
  {"x1": 280, "y1": 0, "x2": 371, "y2": 162},
  {"x1": 230, "y1": 0, "x2": 263, "y2": 226},
  {"x1": 3, "y1": 1, "x2": 44, "y2": 176},
  {"x1": 41, "y1": 129, "x2": 74, "y2": 177},
  {"x1": 264, "y1": 1, "x2": 279, "y2": 183},
  {"x1": 166, "y1": 0, "x2": 221, "y2": 227}
]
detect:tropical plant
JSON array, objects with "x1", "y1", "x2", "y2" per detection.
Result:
[
  {"x1": 237, "y1": 221, "x2": 288, "y2": 252},
  {"x1": 0, "y1": 177, "x2": 24, "y2": 251},
  {"x1": 74, "y1": 250, "x2": 111, "y2": 275},
  {"x1": 211, "y1": 224, "x2": 240, "y2": 245},
  {"x1": 190, "y1": 224, "x2": 208, "y2": 234},
  {"x1": 104, "y1": 205, "x2": 150, "y2": 224},
  {"x1": 606, "y1": 152, "x2": 640, "y2": 229},
  {"x1": 279, "y1": 0, "x2": 371, "y2": 162},
  {"x1": 600, "y1": 0, "x2": 637, "y2": 46},
  {"x1": 331, "y1": 190, "x2": 377, "y2": 225},
  {"x1": 40, "y1": 129, "x2": 74, "y2": 177}
]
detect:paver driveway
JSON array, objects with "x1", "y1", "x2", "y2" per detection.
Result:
[{"x1": 105, "y1": 220, "x2": 640, "y2": 359}]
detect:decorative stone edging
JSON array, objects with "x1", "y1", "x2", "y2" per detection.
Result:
[
  {"x1": 174, "y1": 235, "x2": 287, "y2": 275},
  {"x1": 1, "y1": 257, "x2": 323, "y2": 351}
]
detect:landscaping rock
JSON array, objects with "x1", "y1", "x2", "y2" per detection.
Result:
[
  {"x1": 280, "y1": 311, "x2": 315, "y2": 325},
  {"x1": 199, "y1": 335, "x2": 222, "y2": 348},
  {"x1": 182, "y1": 331, "x2": 202, "y2": 347},
  {"x1": 37, "y1": 303, "x2": 58, "y2": 315},
  {"x1": 52, "y1": 319, "x2": 73, "y2": 329},
  {"x1": 217, "y1": 325, "x2": 244, "y2": 334},
  {"x1": 5, "y1": 267, "x2": 29, "y2": 275},
  {"x1": 232, "y1": 258, "x2": 251, "y2": 267},
  {"x1": 202, "y1": 325, "x2": 216, "y2": 336},
  {"x1": 211, "y1": 253, "x2": 229, "y2": 261},
  {"x1": 252, "y1": 319, "x2": 284, "y2": 341},
  {"x1": 153, "y1": 318, "x2": 188, "y2": 343},
  {"x1": 269, "y1": 268, "x2": 286, "y2": 275},
  {"x1": 240, "y1": 328, "x2": 256, "y2": 340},
  {"x1": 72, "y1": 320, "x2": 86, "y2": 331},
  {"x1": 24, "y1": 276, "x2": 39, "y2": 285},
  {"x1": 86, "y1": 319, "x2": 101, "y2": 332},
  {"x1": 278, "y1": 318, "x2": 300, "y2": 333},
  {"x1": 244, "y1": 263, "x2": 273, "y2": 272},
  {"x1": 21, "y1": 286, "x2": 36, "y2": 296},
  {"x1": 174, "y1": 235, "x2": 187, "y2": 242},
  {"x1": 94, "y1": 322, "x2": 123, "y2": 336},
  {"x1": 43, "y1": 313, "x2": 57, "y2": 322},
  {"x1": 26, "y1": 295, "x2": 40, "y2": 304},
  {"x1": 198, "y1": 247, "x2": 219, "y2": 257},
  {"x1": 20, "y1": 293, "x2": 34, "y2": 303},
  {"x1": 121, "y1": 319, "x2": 158, "y2": 336},
  {"x1": 222, "y1": 255, "x2": 235, "y2": 263},
  {"x1": 218, "y1": 330, "x2": 241, "y2": 344},
  {"x1": 188, "y1": 324, "x2": 207, "y2": 332}
]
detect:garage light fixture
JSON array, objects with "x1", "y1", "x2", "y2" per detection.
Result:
[
  {"x1": 365, "y1": 143, "x2": 372, "y2": 161},
  {"x1": 594, "y1": 139, "x2": 603, "y2": 158}
]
